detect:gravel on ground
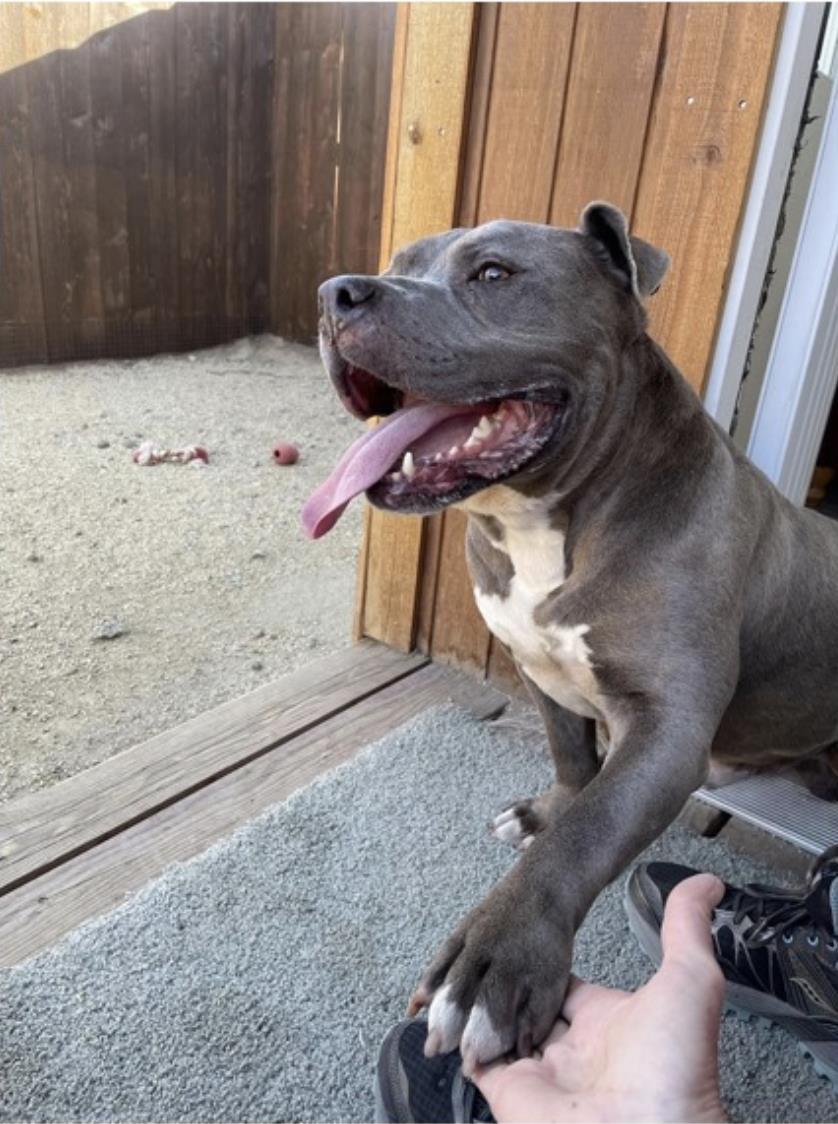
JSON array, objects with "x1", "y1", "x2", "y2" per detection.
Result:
[{"x1": 0, "y1": 335, "x2": 364, "y2": 803}]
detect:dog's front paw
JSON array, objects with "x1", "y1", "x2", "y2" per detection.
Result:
[
  {"x1": 490, "y1": 785, "x2": 574, "y2": 851},
  {"x1": 409, "y1": 867, "x2": 572, "y2": 1070},
  {"x1": 490, "y1": 801, "x2": 540, "y2": 850}
]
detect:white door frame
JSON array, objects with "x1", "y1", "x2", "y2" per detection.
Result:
[
  {"x1": 746, "y1": 51, "x2": 838, "y2": 504},
  {"x1": 702, "y1": 3, "x2": 827, "y2": 434}
]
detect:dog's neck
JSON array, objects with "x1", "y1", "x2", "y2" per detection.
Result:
[{"x1": 459, "y1": 335, "x2": 713, "y2": 556}]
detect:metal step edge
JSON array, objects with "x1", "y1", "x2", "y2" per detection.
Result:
[{"x1": 696, "y1": 774, "x2": 838, "y2": 855}]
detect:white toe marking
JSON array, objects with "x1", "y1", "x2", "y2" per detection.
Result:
[
  {"x1": 461, "y1": 1003, "x2": 510, "y2": 1063},
  {"x1": 427, "y1": 984, "x2": 466, "y2": 1053},
  {"x1": 491, "y1": 808, "x2": 527, "y2": 847}
]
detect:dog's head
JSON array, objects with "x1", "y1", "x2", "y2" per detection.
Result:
[{"x1": 301, "y1": 202, "x2": 669, "y2": 538}]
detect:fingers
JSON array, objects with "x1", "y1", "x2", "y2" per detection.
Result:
[{"x1": 660, "y1": 872, "x2": 725, "y2": 978}]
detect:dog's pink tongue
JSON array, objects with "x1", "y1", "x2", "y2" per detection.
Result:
[{"x1": 301, "y1": 402, "x2": 474, "y2": 539}]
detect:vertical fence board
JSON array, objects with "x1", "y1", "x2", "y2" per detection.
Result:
[
  {"x1": 548, "y1": 4, "x2": 666, "y2": 228},
  {"x1": 120, "y1": 10, "x2": 155, "y2": 349},
  {"x1": 24, "y1": 5, "x2": 76, "y2": 361},
  {"x1": 225, "y1": 4, "x2": 274, "y2": 333},
  {"x1": 146, "y1": 7, "x2": 178, "y2": 352},
  {"x1": 336, "y1": 4, "x2": 397, "y2": 278},
  {"x1": 474, "y1": 2, "x2": 576, "y2": 223},
  {"x1": 633, "y1": 3, "x2": 783, "y2": 391},
  {"x1": 297, "y1": 4, "x2": 342, "y2": 340},
  {"x1": 88, "y1": 9, "x2": 132, "y2": 355},
  {"x1": 0, "y1": 5, "x2": 48, "y2": 363},
  {"x1": 57, "y1": 7, "x2": 104, "y2": 358}
]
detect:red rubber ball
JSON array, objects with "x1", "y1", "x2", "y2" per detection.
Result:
[{"x1": 272, "y1": 442, "x2": 299, "y2": 465}]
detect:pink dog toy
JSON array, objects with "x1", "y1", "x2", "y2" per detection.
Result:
[
  {"x1": 133, "y1": 441, "x2": 209, "y2": 466},
  {"x1": 272, "y1": 442, "x2": 299, "y2": 465}
]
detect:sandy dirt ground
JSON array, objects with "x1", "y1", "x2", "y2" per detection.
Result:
[{"x1": 0, "y1": 336, "x2": 364, "y2": 803}]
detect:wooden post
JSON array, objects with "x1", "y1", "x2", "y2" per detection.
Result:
[{"x1": 353, "y1": 2, "x2": 476, "y2": 651}]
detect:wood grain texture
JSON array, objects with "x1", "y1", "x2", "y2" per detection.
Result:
[
  {"x1": 0, "y1": 642, "x2": 426, "y2": 895},
  {"x1": 377, "y1": 2, "x2": 409, "y2": 270},
  {"x1": 475, "y1": 2, "x2": 576, "y2": 223},
  {"x1": 361, "y1": 507, "x2": 426, "y2": 651},
  {"x1": 549, "y1": 3, "x2": 666, "y2": 227},
  {"x1": 390, "y1": 3, "x2": 476, "y2": 245},
  {"x1": 0, "y1": 4, "x2": 48, "y2": 363},
  {"x1": 90, "y1": 6, "x2": 133, "y2": 353},
  {"x1": 355, "y1": 3, "x2": 476, "y2": 652},
  {"x1": 457, "y1": 2, "x2": 499, "y2": 228},
  {"x1": 337, "y1": 3, "x2": 397, "y2": 277},
  {"x1": 429, "y1": 508, "x2": 492, "y2": 672},
  {"x1": 23, "y1": 4, "x2": 76, "y2": 361},
  {"x1": 0, "y1": 661, "x2": 507, "y2": 966},
  {"x1": 415, "y1": 512, "x2": 445, "y2": 654},
  {"x1": 633, "y1": 3, "x2": 783, "y2": 391},
  {"x1": 120, "y1": 6, "x2": 155, "y2": 346},
  {"x1": 146, "y1": 6, "x2": 179, "y2": 352},
  {"x1": 0, "y1": 3, "x2": 393, "y2": 366}
]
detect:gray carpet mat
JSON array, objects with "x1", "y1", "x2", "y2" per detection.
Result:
[{"x1": 1, "y1": 703, "x2": 835, "y2": 1123}]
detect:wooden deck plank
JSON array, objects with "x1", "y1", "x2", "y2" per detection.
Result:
[
  {"x1": 0, "y1": 663, "x2": 507, "y2": 967},
  {"x1": 0, "y1": 643, "x2": 427, "y2": 895}
]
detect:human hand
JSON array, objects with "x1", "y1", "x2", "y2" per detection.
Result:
[{"x1": 472, "y1": 873, "x2": 728, "y2": 1122}]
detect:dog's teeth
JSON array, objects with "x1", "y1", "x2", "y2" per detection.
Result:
[
  {"x1": 448, "y1": 445, "x2": 460, "y2": 457},
  {"x1": 433, "y1": 452, "x2": 444, "y2": 462},
  {"x1": 477, "y1": 415, "x2": 493, "y2": 437},
  {"x1": 388, "y1": 470, "x2": 404, "y2": 481},
  {"x1": 401, "y1": 451, "x2": 416, "y2": 479},
  {"x1": 464, "y1": 431, "x2": 481, "y2": 450}
]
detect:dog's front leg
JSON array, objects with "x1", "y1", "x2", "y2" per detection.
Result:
[
  {"x1": 414, "y1": 712, "x2": 712, "y2": 1069},
  {"x1": 492, "y1": 669, "x2": 599, "y2": 849}
]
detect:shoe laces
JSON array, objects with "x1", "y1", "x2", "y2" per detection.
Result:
[
  {"x1": 727, "y1": 885, "x2": 837, "y2": 950},
  {"x1": 726, "y1": 845, "x2": 838, "y2": 956}
]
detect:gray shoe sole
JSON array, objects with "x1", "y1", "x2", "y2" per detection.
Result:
[{"x1": 624, "y1": 884, "x2": 838, "y2": 1089}]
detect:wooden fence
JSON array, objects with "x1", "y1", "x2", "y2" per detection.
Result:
[{"x1": 0, "y1": 2, "x2": 395, "y2": 367}]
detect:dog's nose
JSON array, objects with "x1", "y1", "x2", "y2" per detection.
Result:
[{"x1": 318, "y1": 275, "x2": 378, "y2": 331}]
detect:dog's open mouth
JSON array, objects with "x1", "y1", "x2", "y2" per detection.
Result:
[{"x1": 301, "y1": 363, "x2": 560, "y2": 539}]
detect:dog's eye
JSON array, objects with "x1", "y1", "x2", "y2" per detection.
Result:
[{"x1": 475, "y1": 263, "x2": 511, "y2": 283}]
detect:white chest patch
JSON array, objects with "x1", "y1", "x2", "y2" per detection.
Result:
[{"x1": 463, "y1": 486, "x2": 604, "y2": 720}]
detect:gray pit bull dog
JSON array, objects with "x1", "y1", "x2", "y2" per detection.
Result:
[{"x1": 301, "y1": 202, "x2": 838, "y2": 1070}]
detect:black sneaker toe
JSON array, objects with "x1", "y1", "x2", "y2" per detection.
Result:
[{"x1": 628, "y1": 861, "x2": 701, "y2": 927}]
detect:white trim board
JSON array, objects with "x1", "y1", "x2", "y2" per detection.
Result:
[
  {"x1": 745, "y1": 59, "x2": 838, "y2": 504},
  {"x1": 702, "y1": 3, "x2": 826, "y2": 431}
]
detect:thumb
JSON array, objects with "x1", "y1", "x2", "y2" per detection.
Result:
[{"x1": 660, "y1": 872, "x2": 725, "y2": 978}]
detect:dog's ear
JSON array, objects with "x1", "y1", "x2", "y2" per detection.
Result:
[{"x1": 580, "y1": 201, "x2": 669, "y2": 299}]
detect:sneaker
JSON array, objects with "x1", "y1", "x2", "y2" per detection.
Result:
[
  {"x1": 374, "y1": 1017, "x2": 495, "y2": 1124},
  {"x1": 625, "y1": 846, "x2": 838, "y2": 1085}
]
